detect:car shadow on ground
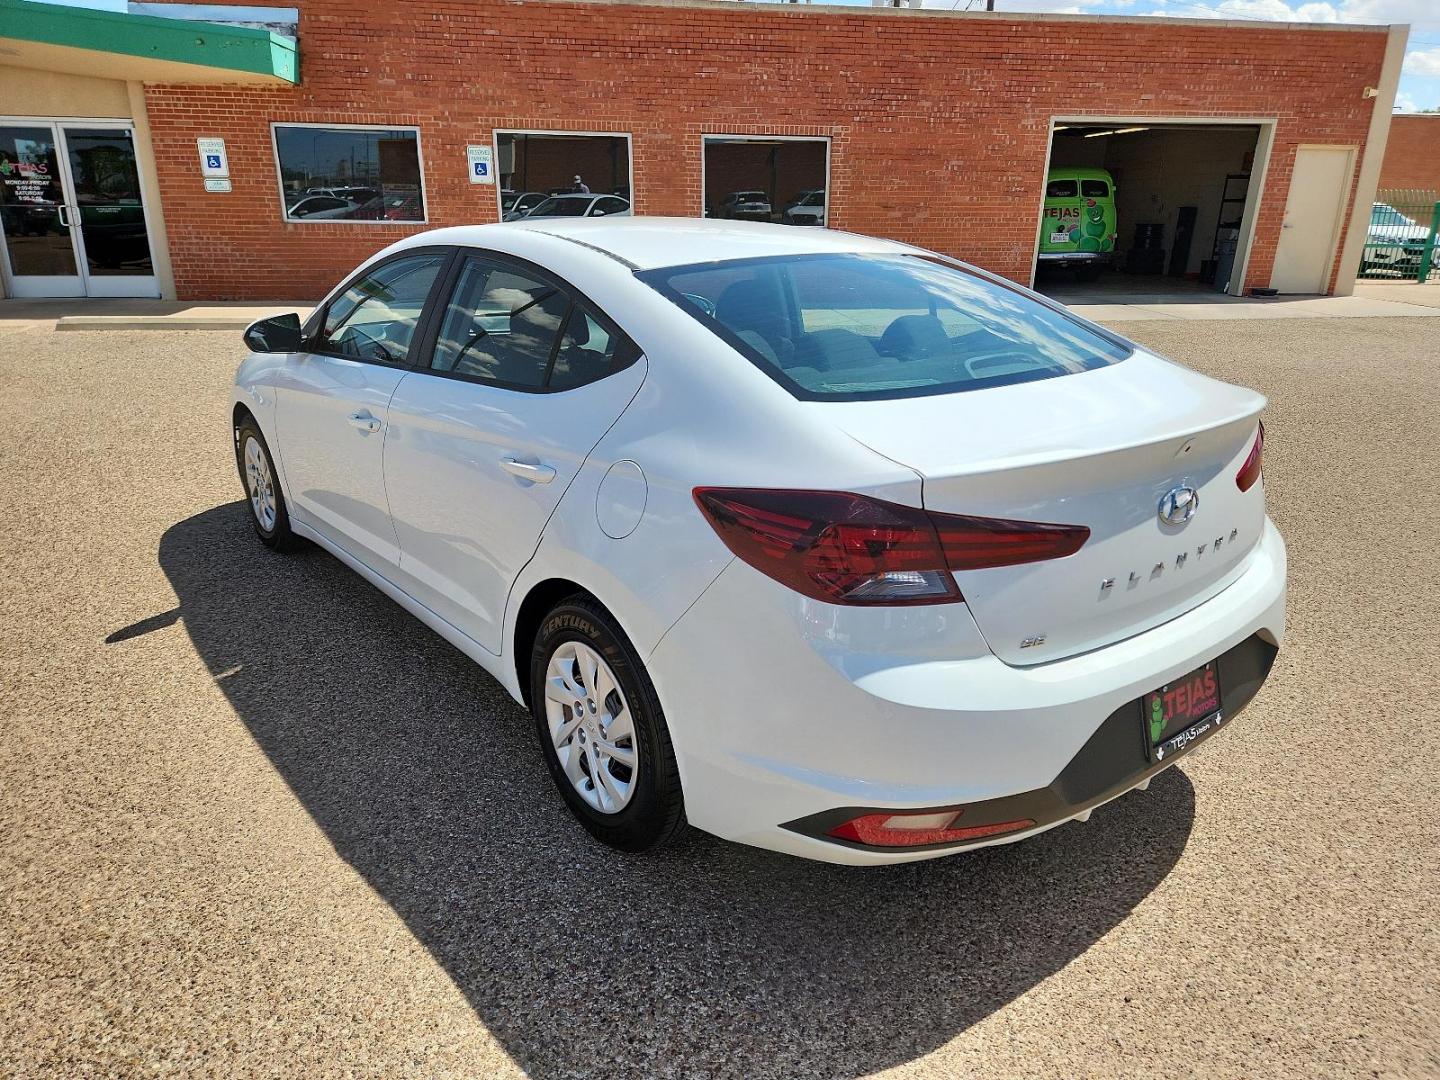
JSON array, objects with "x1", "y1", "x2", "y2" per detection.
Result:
[{"x1": 140, "y1": 502, "x2": 1195, "y2": 1077}]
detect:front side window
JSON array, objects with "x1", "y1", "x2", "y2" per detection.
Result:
[
  {"x1": 274, "y1": 126, "x2": 425, "y2": 223},
  {"x1": 317, "y1": 253, "x2": 445, "y2": 364},
  {"x1": 639, "y1": 253, "x2": 1129, "y2": 401}
]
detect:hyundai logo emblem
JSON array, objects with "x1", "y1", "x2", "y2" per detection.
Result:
[{"x1": 1158, "y1": 486, "x2": 1199, "y2": 527}]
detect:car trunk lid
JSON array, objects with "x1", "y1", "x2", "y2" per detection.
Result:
[{"x1": 809, "y1": 351, "x2": 1267, "y2": 665}]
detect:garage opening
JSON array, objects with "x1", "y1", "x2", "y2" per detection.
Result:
[
  {"x1": 495, "y1": 132, "x2": 631, "y2": 221},
  {"x1": 1034, "y1": 122, "x2": 1265, "y2": 303},
  {"x1": 702, "y1": 136, "x2": 828, "y2": 225}
]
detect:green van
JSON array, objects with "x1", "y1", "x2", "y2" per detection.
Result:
[{"x1": 1037, "y1": 167, "x2": 1117, "y2": 280}]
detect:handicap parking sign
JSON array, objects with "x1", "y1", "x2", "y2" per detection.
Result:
[
  {"x1": 197, "y1": 138, "x2": 229, "y2": 180},
  {"x1": 466, "y1": 144, "x2": 495, "y2": 185}
]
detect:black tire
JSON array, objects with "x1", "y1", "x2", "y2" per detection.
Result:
[
  {"x1": 234, "y1": 414, "x2": 299, "y2": 551},
  {"x1": 529, "y1": 596, "x2": 686, "y2": 853}
]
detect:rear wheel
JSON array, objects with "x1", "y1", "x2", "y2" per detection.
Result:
[
  {"x1": 234, "y1": 416, "x2": 298, "y2": 551},
  {"x1": 529, "y1": 596, "x2": 685, "y2": 852}
]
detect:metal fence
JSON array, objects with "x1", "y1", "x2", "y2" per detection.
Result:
[{"x1": 1362, "y1": 190, "x2": 1440, "y2": 283}]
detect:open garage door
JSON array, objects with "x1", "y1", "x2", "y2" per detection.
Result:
[
  {"x1": 702, "y1": 136, "x2": 828, "y2": 226},
  {"x1": 495, "y1": 131, "x2": 631, "y2": 221},
  {"x1": 1034, "y1": 120, "x2": 1268, "y2": 304}
]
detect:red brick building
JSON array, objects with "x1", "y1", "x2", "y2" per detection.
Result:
[
  {"x1": 1378, "y1": 113, "x2": 1440, "y2": 195},
  {"x1": 0, "y1": 0, "x2": 1412, "y2": 302}
]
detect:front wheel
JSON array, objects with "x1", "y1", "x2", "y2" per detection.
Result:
[
  {"x1": 529, "y1": 597, "x2": 686, "y2": 853},
  {"x1": 234, "y1": 416, "x2": 298, "y2": 551}
]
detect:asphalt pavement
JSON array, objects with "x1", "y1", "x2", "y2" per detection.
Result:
[{"x1": 0, "y1": 318, "x2": 1436, "y2": 1078}]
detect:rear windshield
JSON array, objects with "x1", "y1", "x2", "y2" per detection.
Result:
[
  {"x1": 1081, "y1": 179, "x2": 1110, "y2": 198},
  {"x1": 637, "y1": 253, "x2": 1130, "y2": 401},
  {"x1": 1046, "y1": 180, "x2": 1078, "y2": 198}
]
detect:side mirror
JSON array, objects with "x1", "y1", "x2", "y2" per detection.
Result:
[
  {"x1": 244, "y1": 312, "x2": 304, "y2": 353},
  {"x1": 591, "y1": 210, "x2": 607, "y2": 217}
]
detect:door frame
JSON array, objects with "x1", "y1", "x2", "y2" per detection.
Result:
[
  {"x1": 0, "y1": 115, "x2": 162, "y2": 299},
  {"x1": 1270, "y1": 144, "x2": 1357, "y2": 296},
  {"x1": 1031, "y1": 115, "x2": 1278, "y2": 297}
]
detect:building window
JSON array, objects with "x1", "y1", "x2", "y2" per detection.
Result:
[
  {"x1": 702, "y1": 136, "x2": 829, "y2": 227},
  {"x1": 272, "y1": 125, "x2": 426, "y2": 223},
  {"x1": 495, "y1": 132, "x2": 631, "y2": 221}
]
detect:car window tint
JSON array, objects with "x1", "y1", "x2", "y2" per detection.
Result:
[
  {"x1": 430, "y1": 258, "x2": 570, "y2": 387},
  {"x1": 640, "y1": 253, "x2": 1130, "y2": 401},
  {"x1": 1046, "y1": 180, "x2": 1078, "y2": 198},
  {"x1": 1081, "y1": 180, "x2": 1109, "y2": 198},
  {"x1": 549, "y1": 305, "x2": 637, "y2": 390},
  {"x1": 318, "y1": 253, "x2": 445, "y2": 365}
]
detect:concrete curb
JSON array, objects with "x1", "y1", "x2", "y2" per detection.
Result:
[{"x1": 55, "y1": 316, "x2": 258, "y2": 331}]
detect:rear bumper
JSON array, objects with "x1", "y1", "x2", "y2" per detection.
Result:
[
  {"x1": 1037, "y1": 251, "x2": 1111, "y2": 267},
  {"x1": 647, "y1": 518, "x2": 1286, "y2": 865},
  {"x1": 782, "y1": 633, "x2": 1276, "y2": 854}
]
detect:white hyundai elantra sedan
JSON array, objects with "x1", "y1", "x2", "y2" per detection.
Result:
[{"x1": 232, "y1": 218, "x2": 1285, "y2": 865}]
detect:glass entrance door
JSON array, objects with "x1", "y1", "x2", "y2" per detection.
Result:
[
  {"x1": 0, "y1": 123, "x2": 83, "y2": 297},
  {"x1": 0, "y1": 121, "x2": 159, "y2": 299}
]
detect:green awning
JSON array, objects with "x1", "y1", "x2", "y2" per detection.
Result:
[{"x1": 0, "y1": 0, "x2": 298, "y2": 84}]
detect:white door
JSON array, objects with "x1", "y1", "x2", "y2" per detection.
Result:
[
  {"x1": 273, "y1": 251, "x2": 449, "y2": 573},
  {"x1": 0, "y1": 120, "x2": 161, "y2": 298},
  {"x1": 1270, "y1": 146, "x2": 1354, "y2": 295},
  {"x1": 384, "y1": 253, "x2": 646, "y2": 654}
]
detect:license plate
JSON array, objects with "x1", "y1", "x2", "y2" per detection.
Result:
[
  {"x1": 1049, "y1": 231, "x2": 1071, "y2": 245},
  {"x1": 1142, "y1": 660, "x2": 1222, "y2": 763}
]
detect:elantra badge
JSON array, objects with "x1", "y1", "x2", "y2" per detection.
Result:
[{"x1": 1158, "y1": 485, "x2": 1199, "y2": 527}]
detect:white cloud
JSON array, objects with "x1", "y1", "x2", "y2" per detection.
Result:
[
  {"x1": 1404, "y1": 47, "x2": 1440, "y2": 77},
  {"x1": 1393, "y1": 91, "x2": 1417, "y2": 111}
]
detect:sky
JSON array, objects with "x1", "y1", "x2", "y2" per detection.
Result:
[{"x1": 823, "y1": 0, "x2": 1440, "y2": 112}]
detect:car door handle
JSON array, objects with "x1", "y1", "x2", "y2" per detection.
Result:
[
  {"x1": 346, "y1": 411, "x2": 383, "y2": 433},
  {"x1": 500, "y1": 458, "x2": 556, "y2": 483}
]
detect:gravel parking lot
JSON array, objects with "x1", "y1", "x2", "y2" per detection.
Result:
[{"x1": 1, "y1": 317, "x2": 1437, "y2": 1078}]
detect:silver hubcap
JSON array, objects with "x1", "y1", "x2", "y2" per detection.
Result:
[
  {"x1": 243, "y1": 435, "x2": 278, "y2": 532},
  {"x1": 543, "y1": 641, "x2": 638, "y2": 814}
]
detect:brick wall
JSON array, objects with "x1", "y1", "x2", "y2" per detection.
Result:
[
  {"x1": 1378, "y1": 115, "x2": 1440, "y2": 196},
  {"x1": 143, "y1": 0, "x2": 1387, "y2": 300}
]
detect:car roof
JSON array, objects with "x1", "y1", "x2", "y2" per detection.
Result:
[{"x1": 408, "y1": 217, "x2": 912, "y2": 270}]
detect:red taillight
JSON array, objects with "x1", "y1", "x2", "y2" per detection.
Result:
[
  {"x1": 828, "y1": 809, "x2": 1036, "y2": 847},
  {"x1": 1236, "y1": 422, "x2": 1264, "y2": 492},
  {"x1": 693, "y1": 487, "x2": 1089, "y2": 606}
]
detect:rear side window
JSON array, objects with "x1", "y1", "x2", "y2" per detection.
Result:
[
  {"x1": 430, "y1": 259, "x2": 570, "y2": 387},
  {"x1": 1081, "y1": 179, "x2": 1110, "y2": 198},
  {"x1": 638, "y1": 253, "x2": 1130, "y2": 401},
  {"x1": 1046, "y1": 180, "x2": 1078, "y2": 198},
  {"x1": 429, "y1": 256, "x2": 640, "y2": 391}
]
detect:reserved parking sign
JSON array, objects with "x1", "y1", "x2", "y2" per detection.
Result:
[{"x1": 467, "y1": 144, "x2": 494, "y2": 185}]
